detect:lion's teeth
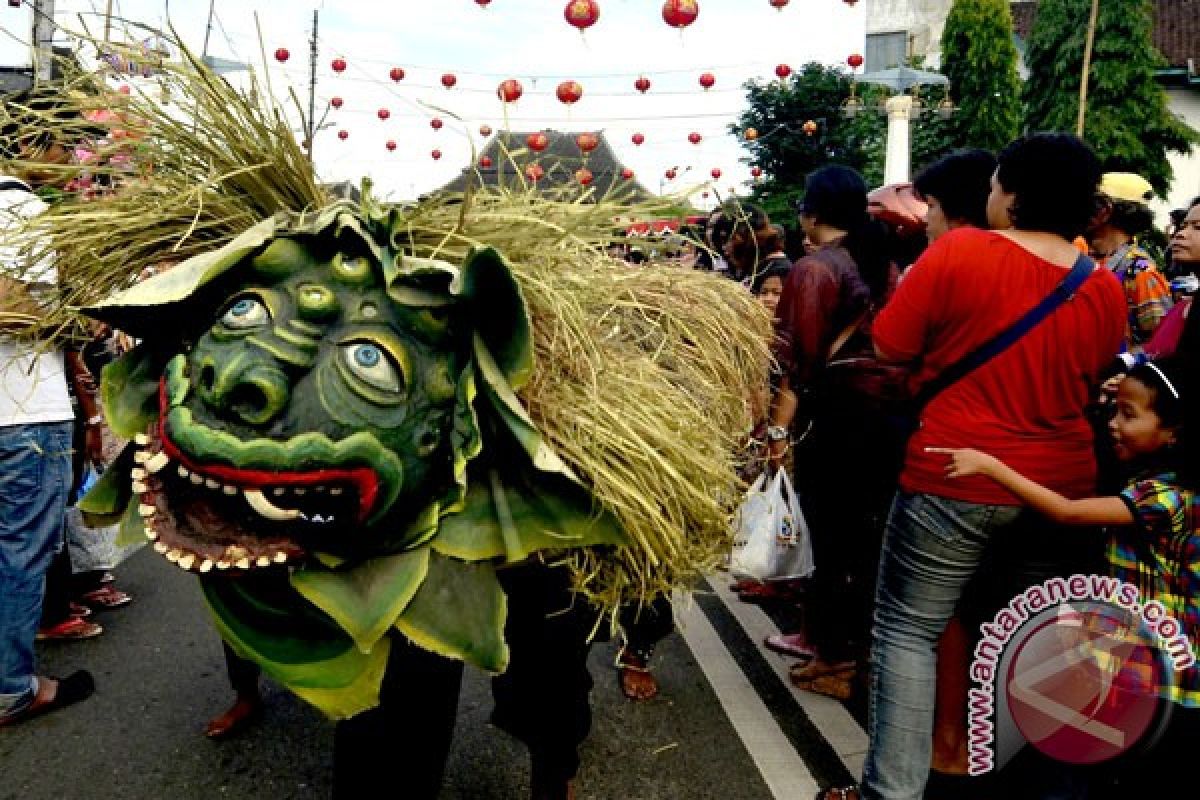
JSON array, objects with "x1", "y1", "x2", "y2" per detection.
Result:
[
  {"x1": 144, "y1": 452, "x2": 170, "y2": 473},
  {"x1": 198, "y1": 559, "x2": 213, "y2": 573},
  {"x1": 130, "y1": 468, "x2": 147, "y2": 481},
  {"x1": 273, "y1": 551, "x2": 288, "y2": 564},
  {"x1": 134, "y1": 433, "x2": 150, "y2": 445},
  {"x1": 138, "y1": 504, "x2": 156, "y2": 517},
  {"x1": 216, "y1": 560, "x2": 231, "y2": 570},
  {"x1": 144, "y1": 527, "x2": 157, "y2": 541},
  {"x1": 205, "y1": 478, "x2": 220, "y2": 490},
  {"x1": 133, "y1": 450, "x2": 149, "y2": 464},
  {"x1": 222, "y1": 484, "x2": 237, "y2": 496},
  {"x1": 311, "y1": 514, "x2": 325, "y2": 523},
  {"x1": 235, "y1": 557, "x2": 251, "y2": 570},
  {"x1": 153, "y1": 542, "x2": 168, "y2": 554},
  {"x1": 178, "y1": 466, "x2": 190, "y2": 478},
  {"x1": 132, "y1": 480, "x2": 148, "y2": 494},
  {"x1": 189, "y1": 473, "x2": 203, "y2": 485},
  {"x1": 256, "y1": 556, "x2": 270, "y2": 567},
  {"x1": 177, "y1": 553, "x2": 196, "y2": 570},
  {"x1": 165, "y1": 548, "x2": 182, "y2": 563},
  {"x1": 244, "y1": 489, "x2": 302, "y2": 521},
  {"x1": 330, "y1": 487, "x2": 343, "y2": 496}
]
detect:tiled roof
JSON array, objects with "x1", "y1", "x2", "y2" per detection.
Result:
[
  {"x1": 1010, "y1": 0, "x2": 1196, "y2": 70},
  {"x1": 434, "y1": 129, "x2": 653, "y2": 199}
]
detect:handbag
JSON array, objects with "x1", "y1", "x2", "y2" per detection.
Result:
[
  {"x1": 730, "y1": 469, "x2": 814, "y2": 581},
  {"x1": 803, "y1": 252, "x2": 1097, "y2": 450}
]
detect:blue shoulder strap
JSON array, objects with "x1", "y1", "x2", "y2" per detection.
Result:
[{"x1": 913, "y1": 253, "x2": 1095, "y2": 411}]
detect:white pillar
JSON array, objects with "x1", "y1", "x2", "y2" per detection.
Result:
[{"x1": 883, "y1": 94, "x2": 913, "y2": 186}]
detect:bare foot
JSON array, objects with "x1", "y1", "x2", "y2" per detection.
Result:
[
  {"x1": 204, "y1": 693, "x2": 262, "y2": 739},
  {"x1": 618, "y1": 652, "x2": 659, "y2": 701}
]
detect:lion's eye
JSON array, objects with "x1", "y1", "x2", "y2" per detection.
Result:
[
  {"x1": 220, "y1": 297, "x2": 270, "y2": 329},
  {"x1": 341, "y1": 342, "x2": 403, "y2": 393}
]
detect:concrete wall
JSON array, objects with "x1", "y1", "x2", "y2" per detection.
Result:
[
  {"x1": 866, "y1": 0, "x2": 956, "y2": 68},
  {"x1": 1159, "y1": 88, "x2": 1200, "y2": 220}
]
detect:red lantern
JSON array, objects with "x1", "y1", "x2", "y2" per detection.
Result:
[
  {"x1": 274, "y1": 47, "x2": 289, "y2": 63},
  {"x1": 337, "y1": 130, "x2": 349, "y2": 141},
  {"x1": 556, "y1": 80, "x2": 584, "y2": 105},
  {"x1": 576, "y1": 168, "x2": 594, "y2": 186},
  {"x1": 480, "y1": 155, "x2": 493, "y2": 168},
  {"x1": 480, "y1": 124, "x2": 493, "y2": 137},
  {"x1": 803, "y1": 119, "x2": 818, "y2": 136},
  {"x1": 526, "y1": 163, "x2": 545, "y2": 182},
  {"x1": 662, "y1": 0, "x2": 699, "y2": 29},
  {"x1": 527, "y1": 132, "x2": 549, "y2": 152},
  {"x1": 331, "y1": 57, "x2": 347, "y2": 73},
  {"x1": 330, "y1": 96, "x2": 343, "y2": 109},
  {"x1": 744, "y1": 127, "x2": 758, "y2": 141},
  {"x1": 621, "y1": 168, "x2": 634, "y2": 180},
  {"x1": 775, "y1": 64, "x2": 791, "y2": 79},
  {"x1": 843, "y1": 0, "x2": 858, "y2": 5},
  {"x1": 698, "y1": 72, "x2": 715, "y2": 90},
  {"x1": 769, "y1": 0, "x2": 789, "y2": 8},
  {"x1": 441, "y1": 73, "x2": 457, "y2": 89},
  {"x1": 497, "y1": 79, "x2": 523, "y2": 103},
  {"x1": 431, "y1": 118, "x2": 444, "y2": 131},
  {"x1": 377, "y1": 108, "x2": 390, "y2": 121},
  {"x1": 631, "y1": 132, "x2": 645, "y2": 146},
  {"x1": 751, "y1": 166, "x2": 763, "y2": 177},
  {"x1": 475, "y1": 0, "x2": 491, "y2": 6},
  {"x1": 431, "y1": 149, "x2": 442, "y2": 160},
  {"x1": 665, "y1": 168, "x2": 677, "y2": 180},
  {"x1": 576, "y1": 132, "x2": 599, "y2": 153},
  {"x1": 710, "y1": 168, "x2": 721, "y2": 180},
  {"x1": 634, "y1": 76, "x2": 651, "y2": 94},
  {"x1": 564, "y1": 0, "x2": 600, "y2": 31},
  {"x1": 390, "y1": 67, "x2": 405, "y2": 82},
  {"x1": 688, "y1": 132, "x2": 702, "y2": 145},
  {"x1": 847, "y1": 53, "x2": 864, "y2": 69},
  {"x1": 385, "y1": 140, "x2": 396, "y2": 152}
]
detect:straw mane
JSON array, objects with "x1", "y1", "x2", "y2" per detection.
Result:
[{"x1": 0, "y1": 30, "x2": 771, "y2": 617}]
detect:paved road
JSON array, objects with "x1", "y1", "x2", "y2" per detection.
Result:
[{"x1": 2, "y1": 546, "x2": 868, "y2": 800}]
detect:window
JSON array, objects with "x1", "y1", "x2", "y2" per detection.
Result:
[{"x1": 866, "y1": 31, "x2": 908, "y2": 72}]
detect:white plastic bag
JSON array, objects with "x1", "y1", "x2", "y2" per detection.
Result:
[{"x1": 730, "y1": 469, "x2": 814, "y2": 582}]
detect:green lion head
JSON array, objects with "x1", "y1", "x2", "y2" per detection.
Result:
[{"x1": 80, "y1": 201, "x2": 624, "y2": 717}]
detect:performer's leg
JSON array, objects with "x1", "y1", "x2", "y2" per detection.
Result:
[
  {"x1": 492, "y1": 563, "x2": 595, "y2": 799},
  {"x1": 204, "y1": 641, "x2": 262, "y2": 739},
  {"x1": 333, "y1": 637, "x2": 464, "y2": 800}
]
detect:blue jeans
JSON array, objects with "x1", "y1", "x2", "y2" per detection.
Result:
[
  {"x1": 861, "y1": 490, "x2": 1058, "y2": 800},
  {"x1": 0, "y1": 421, "x2": 73, "y2": 716}
]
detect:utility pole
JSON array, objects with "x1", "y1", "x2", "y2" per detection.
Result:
[
  {"x1": 102, "y1": 0, "x2": 112, "y2": 43},
  {"x1": 306, "y1": 9, "x2": 318, "y2": 161},
  {"x1": 1076, "y1": 0, "x2": 1101, "y2": 137},
  {"x1": 32, "y1": 0, "x2": 55, "y2": 82},
  {"x1": 201, "y1": 0, "x2": 216, "y2": 62}
]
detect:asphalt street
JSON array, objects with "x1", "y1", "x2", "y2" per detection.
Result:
[{"x1": 3, "y1": 546, "x2": 862, "y2": 800}]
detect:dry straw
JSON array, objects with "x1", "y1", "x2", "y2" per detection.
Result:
[{"x1": 0, "y1": 29, "x2": 771, "y2": 614}]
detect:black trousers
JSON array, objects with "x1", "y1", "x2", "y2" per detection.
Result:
[{"x1": 217, "y1": 562, "x2": 596, "y2": 799}]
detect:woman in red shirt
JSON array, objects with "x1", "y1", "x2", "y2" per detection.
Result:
[{"x1": 836, "y1": 134, "x2": 1127, "y2": 800}]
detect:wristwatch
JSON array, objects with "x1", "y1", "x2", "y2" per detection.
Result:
[{"x1": 766, "y1": 425, "x2": 789, "y2": 442}]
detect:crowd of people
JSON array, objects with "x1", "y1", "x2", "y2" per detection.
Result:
[{"x1": 5, "y1": 92, "x2": 1200, "y2": 800}]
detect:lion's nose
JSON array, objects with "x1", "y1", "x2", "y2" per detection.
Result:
[{"x1": 197, "y1": 352, "x2": 291, "y2": 426}]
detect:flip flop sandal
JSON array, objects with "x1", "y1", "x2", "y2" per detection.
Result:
[
  {"x1": 79, "y1": 586, "x2": 132, "y2": 610},
  {"x1": 0, "y1": 671, "x2": 94, "y2": 727},
  {"x1": 764, "y1": 633, "x2": 817, "y2": 661},
  {"x1": 68, "y1": 602, "x2": 92, "y2": 619},
  {"x1": 36, "y1": 616, "x2": 104, "y2": 640},
  {"x1": 616, "y1": 650, "x2": 660, "y2": 701}
]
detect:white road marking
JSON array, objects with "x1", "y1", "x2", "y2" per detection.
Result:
[
  {"x1": 709, "y1": 577, "x2": 869, "y2": 778},
  {"x1": 676, "y1": 594, "x2": 820, "y2": 800}
]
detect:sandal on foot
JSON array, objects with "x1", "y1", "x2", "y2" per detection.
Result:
[
  {"x1": 36, "y1": 616, "x2": 103, "y2": 640},
  {"x1": 765, "y1": 633, "x2": 817, "y2": 660},
  {"x1": 0, "y1": 671, "x2": 94, "y2": 727},
  {"x1": 204, "y1": 694, "x2": 263, "y2": 739},
  {"x1": 68, "y1": 602, "x2": 92, "y2": 619},
  {"x1": 79, "y1": 585, "x2": 131, "y2": 610},
  {"x1": 616, "y1": 651, "x2": 660, "y2": 702}
]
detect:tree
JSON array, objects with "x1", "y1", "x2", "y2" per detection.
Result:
[
  {"x1": 1022, "y1": 0, "x2": 1197, "y2": 195},
  {"x1": 940, "y1": 0, "x2": 1022, "y2": 152},
  {"x1": 733, "y1": 63, "x2": 885, "y2": 221}
]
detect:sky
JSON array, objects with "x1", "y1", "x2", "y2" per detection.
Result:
[{"x1": 2, "y1": 0, "x2": 866, "y2": 206}]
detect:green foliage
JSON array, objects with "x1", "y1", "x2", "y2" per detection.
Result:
[
  {"x1": 941, "y1": 0, "x2": 1022, "y2": 151},
  {"x1": 733, "y1": 63, "x2": 886, "y2": 220},
  {"x1": 1022, "y1": 0, "x2": 1198, "y2": 195}
]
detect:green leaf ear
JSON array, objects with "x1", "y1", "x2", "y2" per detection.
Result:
[{"x1": 100, "y1": 345, "x2": 162, "y2": 439}]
